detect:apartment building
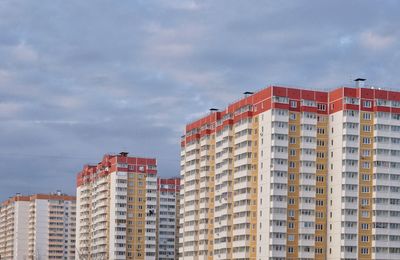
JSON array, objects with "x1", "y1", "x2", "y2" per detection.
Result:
[
  {"x1": 157, "y1": 178, "x2": 181, "y2": 260},
  {"x1": 0, "y1": 192, "x2": 76, "y2": 260},
  {"x1": 75, "y1": 152, "x2": 158, "y2": 260},
  {"x1": 180, "y1": 80, "x2": 400, "y2": 260},
  {"x1": 327, "y1": 83, "x2": 400, "y2": 260}
]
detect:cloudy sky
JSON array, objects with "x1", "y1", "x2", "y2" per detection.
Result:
[{"x1": 0, "y1": 0, "x2": 399, "y2": 200}]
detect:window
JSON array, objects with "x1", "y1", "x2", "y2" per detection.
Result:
[
  {"x1": 362, "y1": 125, "x2": 371, "y2": 132},
  {"x1": 316, "y1": 224, "x2": 323, "y2": 230},
  {"x1": 362, "y1": 137, "x2": 371, "y2": 144},
  {"x1": 362, "y1": 174, "x2": 370, "y2": 181},
  {"x1": 290, "y1": 100, "x2": 297, "y2": 108},
  {"x1": 288, "y1": 235, "x2": 295, "y2": 242},
  {"x1": 361, "y1": 248, "x2": 369, "y2": 254},
  {"x1": 362, "y1": 162, "x2": 370, "y2": 169},
  {"x1": 361, "y1": 223, "x2": 369, "y2": 230},
  {"x1": 393, "y1": 114, "x2": 400, "y2": 120},
  {"x1": 361, "y1": 186, "x2": 370, "y2": 193},
  {"x1": 289, "y1": 113, "x2": 296, "y2": 120},
  {"x1": 362, "y1": 113, "x2": 371, "y2": 120},
  {"x1": 273, "y1": 96, "x2": 289, "y2": 104},
  {"x1": 345, "y1": 97, "x2": 359, "y2": 105},
  {"x1": 290, "y1": 125, "x2": 296, "y2": 132},
  {"x1": 392, "y1": 101, "x2": 400, "y2": 107},
  {"x1": 362, "y1": 150, "x2": 370, "y2": 157},
  {"x1": 363, "y1": 100, "x2": 372, "y2": 108},
  {"x1": 290, "y1": 149, "x2": 296, "y2": 156},
  {"x1": 317, "y1": 103, "x2": 326, "y2": 111},
  {"x1": 289, "y1": 137, "x2": 296, "y2": 144},
  {"x1": 376, "y1": 99, "x2": 390, "y2": 107},
  {"x1": 302, "y1": 100, "x2": 317, "y2": 107}
]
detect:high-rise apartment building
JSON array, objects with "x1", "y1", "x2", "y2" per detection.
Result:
[
  {"x1": 157, "y1": 178, "x2": 181, "y2": 260},
  {"x1": 75, "y1": 152, "x2": 158, "y2": 260},
  {"x1": 179, "y1": 81, "x2": 400, "y2": 260},
  {"x1": 0, "y1": 192, "x2": 76, "y2": 260},
  {"x1": 327, "y1": 85, "x2": 400, "y2": 260}
]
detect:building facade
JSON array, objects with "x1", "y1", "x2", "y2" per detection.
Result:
[
  {"x1": 157, "y1": 178, "x2": 181, "y2": 260},
  {"x1": 76, "y1": 152, "x2": 158, "y2": 260},
  {"x1": 0, "y1": 192, "x2": 76, "y2": 260},
  {"x1": 327, "y1": 86, "x2": 400, "y2": 260},
  {"x1": 180, "y1": 82, "x2": 400, "y2": 260}
]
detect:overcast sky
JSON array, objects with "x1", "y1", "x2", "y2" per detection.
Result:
[{"x1": 0, "y1": 0, "x2": 399, "y2": 200}]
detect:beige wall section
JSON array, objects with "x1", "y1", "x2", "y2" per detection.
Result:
[
  {"x1": 286, "y1": 111, "x2": 300, "y2": 260},
  {"x1": 315, "y1": 114, "x2": 328, "y2": 260},
  {"x1": 249, "y1": 116, "x2": 258, "y2": 259},
  {"x1": 358, "y1": 112, "x2": 373, "y2": 260},
  {"x1": 126, "y1": 173, "x2": 146, "y2": 259}
]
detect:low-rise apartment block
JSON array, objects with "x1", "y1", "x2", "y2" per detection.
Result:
[{"x1": 0, "y1": 192, "x2": 76, "y2": 260}]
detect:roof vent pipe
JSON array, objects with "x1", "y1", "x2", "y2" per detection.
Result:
[
  {"x1": 119, "y1": 152, "x2": 129, "y2": 157},
  {"x1": 354, "y1": 78, "x2": 366, "y2": 88},
  {"x1": 244, "y1": 91, "x2": 254, "y2": 97}
]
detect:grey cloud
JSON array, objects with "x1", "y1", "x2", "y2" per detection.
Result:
[{"x1": 1, "y1": 0, "x2": 400, "y2": 199}]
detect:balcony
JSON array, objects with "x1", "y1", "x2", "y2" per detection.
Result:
[
  {"x1": 272, "y1": 113, "x2": 288, "y2": 122},
  {"x1": 301, "y1": 129, "x2": 316, "y2": 138},
  {"x1": 271, "y1": 139, "x2": 288, "y2": 147},
  {"x1": 271, "y1": 126, "x2": 288, "y2": 135}
]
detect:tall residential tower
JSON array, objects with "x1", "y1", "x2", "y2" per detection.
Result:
[
  {"x1": 179, "y1": 82, "x2": 400, "y2": 260},
  {"x1": 76, "y1": 152, "x2": 158, "y2": 260}
]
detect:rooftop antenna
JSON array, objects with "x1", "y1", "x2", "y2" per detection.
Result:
[{"x1": 209, "y1": 108, "x2": 219, "y2": 112}]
